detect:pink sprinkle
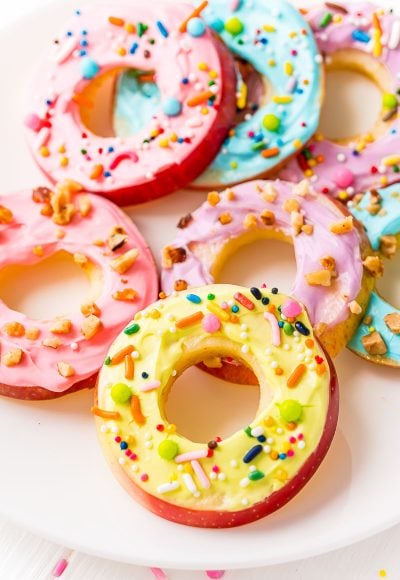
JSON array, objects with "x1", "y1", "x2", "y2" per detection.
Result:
[
  {"x1": 202, "y1": 313, "x2": 221, "y2": 333},
  {"x1": 191, "y1": 460, "x2": 210, "y2": 489},
  {"x1": 298, "y1": 433, "x2": 304, "y2": 440},
  {"x1": 281, "y1": 299, "x2": 302, "y2": 318},
  {"x1": 25, "y1": 113, "x2": 43, "y2": 132},
  {"x1": 333, "y1": 167, "x2": 354, "y2": 189},
  {"x1": 130, "y1": 453, "x2": 138, "y2": 460},
  {"x1": 109, "y1": 151, "x2": 139, "y2": 170},
  {"x1": 150, "y1": 568, "x2": 168, "y2": 580},
  {"x1": 125, "y1": 449, "x2": 132, "y2": 456},
  {"x1": 52, "y1": 558, "x2": 68, "y2": 578},
  {"x1": 115, "y1": 436, "x2": 121, "y2": 443},
  {"x1": 141, "y1": 473, "x2": 149, "y2": 482},
  {"x1": 230, "y1": 0, "x2": 240, "y2": 11},
  {"x1": 287, "y1": 449, "x2": 295, "y2": 457},
  {"x1": 206, "y1": 572, "x2": 225, "y2": 579},
  {"x1": 264, "y1": 311, "x2": 281, "y2": 346},
  {"x1": 175, "y1": 449, "x2": 208, "y2": 463},
  {"x1": 140, "y1": 380, "x2": 160, "y2": 392},
  {"x1": 220, "y1": 301, "x2": 229, "y2": 310},
  {"x1": 289, "y1": 436, "x2": 296, "y2": 443},
  {"x1": 212, "y1": 465, "x2": 220, "y2": 473}
]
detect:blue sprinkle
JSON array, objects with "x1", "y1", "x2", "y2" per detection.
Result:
[
  {"x1": 209, "y1": 17, "x2": 224, "y2": 33},
  {"x1": 231, "y1": 304, "x2": 239, "y2": 313},
  {"x1": 243, "y1": 444, "x2": 263, "y2": 463},
  {"x1": 295, "y1": 321, "x2": 310, "y2": 336},
  {"x1": 178, "y1": 137, "x2": 184, "y2": 143},
  {"x1": 81, "y1": 29, "x2": 88, "y2": 35},
  {"x1": 45, "y1": 99, "x2": 52, "y2": 106},
  {"x1": 260, "y1": 38, "x2": 268, "y2": 45},
  {"x1": 129, "y1": 42, "x2": 139, "y2": 55},
  {"x1": 104, "y1": 171, "x2": 111, "y2": 178},
  {"x1": 156, "y1": 20, "x2": 169, "y2": 37},
  {"x1": 279, "y1": 453, "x2": 287, "y2": 460},
  {"x1": 141, "y1": 372, "x2": 149, "y2": 379},
  {"x1": 187, "y1": 17, "x2": 206, "y2": 37},
  {"x1": 352, "y1": 29, "x2": 370, "y2": 43},
  {"x1": 81, "y1": 57, "x2": 100, "y2": 79},
  {"x1": 257, "y1": 435, "x2": 266, "y2": 443},
  {"x1": 162, "y1": 97, "x2": 182, "y2": 117},
  {"x1": 181, "y1": 77, "x2": 189, "y2": 84},
  {"x1": 261, "y1": 297, "x2": 270, "y2": 305},
  {"x1": 75, "y1": 9, "x2": 81, "y2": 16},
  {"x1": 80, "y1": 39, "x2": 88, "y2": 47},
  {"x1": 186, "y1": 293, "x2": 201, "y2": 304},
  {"x1": 254, "y1": 133, "x2": 264, "y2": 143},
  {"x1": 66, "y1": 31, "x2": 73, "y2": 37},
  {"x1": 107, "y1": 146, "x2": 115, "y2": 153},
  {"x1": 277, "y1": 138, "x2": 284, "y2": 147},
  {"x1": 250, "y1": 287, "x2": 262, "y2": 300},
  {"x1": 278, "y1": 321, "x2": 284, "y2": 328},
  {"x1": 79, "y1": 49, "x2": 87, "y2": 57},
  {"x1": 120, "y1": 441, "x2": 128, "y2": 450}
]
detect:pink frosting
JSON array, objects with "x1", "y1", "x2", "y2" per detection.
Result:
[
  {"x1": 0, "y1": 190, "x2": 157, "y2": 392},
  {"x1": 25, "y1": 2, "x2": 235, "y2": 204},
  {"x1": 161, "y1": 180, "x2": 363, "y2": 328},
  {"x1": 279, "y1": 2, "x2": 400, "y2": 198}
]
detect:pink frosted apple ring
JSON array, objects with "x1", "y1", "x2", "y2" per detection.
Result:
[
  {"x1": 0, "y1": 180, "x2": 157, "y2": 400},
  {"x1": 25, "y1": 1, "x2": 236, "y2": 205}
]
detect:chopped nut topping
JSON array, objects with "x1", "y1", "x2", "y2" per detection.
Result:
[
  {"x1": 52, "y1": 203, "x2": 75, "y2": 225},
  {"x1": 366, "y1": 203, "x2": 381, "y2": 215},
  {"x1": 329, "y1": 216, "x2": 354, "y2": 234},
  {"x1": 93, "y1": 239, "x2": 105, "y2": 247},
  {"x1": 3, "y1": 321, "x2": 25, "y2": 337},
  {"x1": 384, "y1": 312, "x2": 400, "y2": 334},
  {"x1": 243, "y1": 213, "x2": 258, "y2": 229},
  {"x1": 107, "y1": 227, "x2": 128, "y2": 252},
  {"x1": 218, "y1": 212, "x2": 232, "y2": 225},
  {"x1": 26, "y1": 327, "x2": 40, "y2": 340},
  {"x1": 207, "y1": 191, "x2": 220, "y2": 206},
  {"x1": 260, "y1": 209, "x2": 275, "y2": 226},
  {"x1": 73, "y1": 252, "x2": 88, "y2": 266},
  {"x1": 301, "y1": 224, "x2": 314, "y2": 235},
  {"x1": 283, "y1": 198, "x2": 300, "y2": 213},
  {"x1": 50, "y1": 319, "x2": 72, "y2": 334},
  {"x1": 293, "y1": 179, "x2": 311, "y2": 197},
  {"x1": 55, "y1": 229, "x2": 65, "y2": 239},
  {"x1": 42, "y1": 337, "x2": 61, "y2": 349},
  {"x1": 203, "y1": 357, "x2": 223, "y2": 369},
  {"x1": 349, "y1": 300, "x2": 362, "y2": 314},
  {"x1": 162, "y1": 246, "x2": 187, "y2": 268},
  {"x1": 380, "y1": 235, "x2": 397, "y2": 259},
  {"x1": 2, "y1": 348, "x2": 23, "y2": 366},
  {"x1": 0, "y1": 205, "x2": 13, "y2": 224},
  {"x1": 177, "y1": 213, "x2": 193, "y2": 229},
  {"x1": 57, "y1": 361, "x2": 75, "y2": 377},
  {"x1": 305, "y1": 270, "x2": 333, "y2": 287},
  {"x1": 33, "y1": 245, "x2": 44, "y2": 257},
  {"x1": 57, "y1": 179, "x2": 83, "y2": 195},
  {"x1": 81, "y1": 314, "x2": 102, "y2": 339},
  {"x1": 320, "y1": 256, "x2": 337, "y2": 277},
  {"x1": 291, "y1": 210, "x2": 304, "y2": 235},
  {"x1": 225, "y1": 189, "x2": 235, "y2": 201},
  {"x1": 78, "y1": 195, "x2": 91, "y2": 217},
  {"x1": 361, "y1": 331, "x2": 387, "y2": 355},
  {"x1": 362, "y1": 255, "x2": 384, "y2": 277},
  {"x1": 363, "y1": 315, "x2": 372, "y2": 326},
  {"x1": 258, "y1": 183, "x2": 278, "y2": 202},
  {"x1": 32, "y1": 186, "x2": 52, "y2": 203},
  {"x1": 110, "y1": 248, "x2": 139, "y2": 274},
  {"x1": 112, "y1": 288, "x2": 137, "y2": 301},
  {"x1": 174, "y1": 279, "x2": 188, "y2": 291},
  {"x1": 40, "y1": 203, "x2": 53, "y2": 217},
  {"x1": 81, "y1": 302, "x2": 101, "y2": 317}
]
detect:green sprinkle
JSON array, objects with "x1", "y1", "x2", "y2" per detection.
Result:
[
  {"x1": 124, "y1": 323, "x2": 140, "y2": 335},
  {"x1": 262, "y1": 114, "x2": 280, "y2": 132},
  {"x1": 251, "y1": 141, "x2": 266, "y2": 151},
  {"x1": 111, "y1": 383, "x2": 132, "y2": 404},
  {"x1": 104, "y1": 356, "x2": 111, "y2": 366},
  {"x1": 207, "y1": 293, "x2": 215, "y2": 301},
  {"x1": 283, "y1": 322, "x2": 294, "y2": 336},
  {"x1": 137, "y1": 22, "x2": 148, "y2": 37},
  {"x1": 303, "y1": 148, "x2": 313, "y2": 160},
  {"x1": 158, "y1": 440, "x2": 179, "y2": 460},
  {"x1": 80, "y1": 149, "x2": 87, "y2": 155},
  {"x1": 208, "y1": 80, "x2": 216, "y2": 86},
  {"x1": 320, "y1": 12, "x2": 332, "y2": 28},
  {"x1": 244, "y1": 426, "x2": 253, "y2": 437},
  {"x1": 382, "y1": 93, "x2": 398, "y2": 109},
  {"x1": 394, "y1": 165, "x2": 400, "y2": 173},
  {"x1": 279, "y1": 399, "x2": 303, "y2": 423},
  {"x1": 224, "y1": 17, "x2": 244, "y2": 36},
  {"x1": 249, "y1": 470, "x2": 265, "y2": 481}
]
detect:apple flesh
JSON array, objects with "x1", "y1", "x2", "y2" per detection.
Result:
[{"x1": 0, "y1": 373, "x2": 97, "y2": 401}]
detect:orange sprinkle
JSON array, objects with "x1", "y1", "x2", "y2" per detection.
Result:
[
  {"x1": 270, "y1": 450, "x2": 279, "y2": 460},
  {"x1": 124, "y1": 354, "x2": 134, "y2": 380},
  {"x1": 91, "y1": 406, "x2": 121, "y2": 420},
  {"x1": 267, "y1": 304, "x2": 277, "y2": 313},
  {"x1": 138, "y1": 74, "x2": 155, "y2": 83},
  {"x1": 230, "y1": 314, "x2": 239, "y2": 323},
  {"x1": 373, "y1": 12, "x2": 382, "y2": 33},
  {"x1": 287, "y1": 363, "x2": 306, "y2": 388},
  {"x1": 110, "y1": 345, "x2": 135, "y2": 365},
  {"x1": 264, "y1": 416, "x2": 275, "y2": 427},
  {"x1": 274, "y1": 367, "x2": 284, "y2": 376},
  {"x1": 187, "y1": 90, "x2": 215, "y2": 107},
  {"x1": 286, "y1": 422, "x2": 297, "y2": 430},
  {"x1": 261, "y1": 147, "x2": 280, "y2": 158},
  {"x1": 305, "y1": 338, "x2": 314, "y2": 349},
  {"x1": 131, "y1": 394, "x2": 146, "y2": 425},
  {"x1": 316, "y1": 362, "x2": 327, "y2": 376},
  {"x1": 176, "y1": 311, "x2": 204, "y2": 329},
  {"x1": 90, "y1": 164, "x2": 104, "y2": 180},
  {"x1": 179, "y1": 1, "x2": 208, "y2": 32},
  {"x1": 108, "y1": 16, "x2": 125, "y2": 26},
  {"x1": 124, "y1": 22, "x2": 135, "y2": 33}
]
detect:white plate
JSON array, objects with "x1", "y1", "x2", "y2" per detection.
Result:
[{"x1": 1, "y1": 0, "x2": 400, "y2": 571}]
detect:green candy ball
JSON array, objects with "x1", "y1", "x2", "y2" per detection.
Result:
[
  {"x1": 224, "y1": 17, "x2": 244, "y2": 36},
  {"x1": 283, "y1": 322, "x2": 294, "y2": 336},
  {"x1": 158, "y1": 440, "x2": 179, "y2": 460},
  {"x1": 263, "y1": 114, "x2": 280, "y2": 132},
  {"x1": 110, "y1": 383, "x2": 132, "y2": 404},
  {"x1": 382, "y1": 93, "x2": 398, "y2": 109},
  {"x1": 279, "y1": 399, "x2": 303, "y2": 423}
]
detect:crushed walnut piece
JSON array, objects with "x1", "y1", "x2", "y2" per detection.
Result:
[
  {"x1": 258, "y1": 183, "x2": 278, "y2": 203},
  {"x1": 243, "y1": 213, "x2": 258, "y2": 229},
  {"x1": 207, "y1": 191, "x2": 220, "y2": 206},
  {"x1": 107, "y1": 227, "x2": 128, "y2": 252},
  {"x1": 0, "y1": 205, "x2": 13, "y2": 224},
  {"x1": 93, "y1": 239, "x2": 105, "y2": 247},
  {"x1": 291, "y1": 210, "x2": 304, "y2": 236},
  {"x1": 362, "y1": 255, "x2": 384, "y2": 277},
  {"x1": 174, "y1": 279, "x2": 188, "y2": 291},
  {"x1": 2, "y1": 348, "x2": 23, "y2": 367},
  {"x1": 225, "y1": 189, "x2": 235, "y2": 201},
  {"x1": 40, "y1": 203, "x2": 53, "y2": 217},
  {"x1": 293, "y1": 179, "x2": 311, "y2": 197},
  {"x1": 81, "y1": 302, "x2": 101, "y2": 317},
  {"x1": 32, "y1": 186, "x2": 52, "y2": 203},
  {"x1": 305, "y1": 270, "x2": 333, "y2": 287},
  {"x1": 162, "y1": 246, "x2": 187, "y2": 268},
  {"x1": 26, "y1": 327, "x2": 40, "y2": 340},
  {"x1": 218, "y1": 212, "x2": 232, "y2": 225},
  {"x1": 2, "y1": 321, "x2": 25, "y2": 337},
  {"x1": 50, "y1": 319, "x2": 72, "y2": 334},
  {"x1": 361, "y1": 331, "x2": 387, "y2": 355},
  {"x1": 380, "y1": 235, "x2": 397, "y2": 259},
  {"x1": 55, "y1": 229, "x2": 65, "y2": 239},
  {"x1": 320, "y1": 255, "x2": 337, "y2": 272},
  {"x1": 73, "y1": 252, "x2": 88, "y2": 266},
  {"x1": 177, "y1": 213, "x2": 193, "y2": 229},
  {"x1": 329, "y1": 216, "x2": 354, "y2": 234},
  {"x1": 57, "y1": 361, "x2": 75, "y2": 377},
  {"x1": 282, "y1": 198, "x2": 300, "y2": 213},
  {"x1": 260, "y1": 209, "x2": 275, "y2": 226},
  {"x1": 81, "y1": 314, "x2": 102, "y2": 339},
  {"x1": 301, "y1": 224, "x2": 314, "y2": 235},
  {"x1": 384, "y1": 312, "x2": 400, "y2": 334},
  {"x1": 349, "y1": 300, "x2": 362, "y2": 314},
  {"x1": 110, "y1": 248, "x2": 139, "y2": 274},
  {"x1": 42, "y1": 337, "x2": 61, "y2": 349},
  {"x1": 33, "y1": 245, "x2": 44, "y2": 257},
  {"x1": 112, "y1": 288, "x2": 137, "y2": 302},
  {"x1": 78, "y1": 195, "x2": 91, "y2": 217}
]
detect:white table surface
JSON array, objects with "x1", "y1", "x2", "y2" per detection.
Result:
[{"x1": 0, "y1": 1, "x2": 399, "y2": 578}]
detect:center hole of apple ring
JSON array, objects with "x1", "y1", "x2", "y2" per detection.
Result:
[
  {"x1": 233, "y1": 56, "x2": 271, "y2": 125},
  {"x1": 79, "y1": 67, "x2": 160, "y2": 138},
  {"x1": 376, "y1": 245, "x2": 400, "y2": 309}
]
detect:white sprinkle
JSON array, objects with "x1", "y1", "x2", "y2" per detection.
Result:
[
  {"x1": 265, "y1": 347, "x2": 272, "y2": 356},
  {"x1": 230, "y1": 459, "x2": 238, "y2": 468},
  {"x1": 157, "y1": 481, "x2": 180, "y2": 494},
  {"x1": 240, "y1": 477, "x2": 250, "y2": 488},
  {"x1": 389, "y1": 20, "x2": 400, "y2": 50},
  {"x1": 177, "y1": 465, "x2": 184, "y2": 472},
  {"x1": 293, "y1": 330, "x2": 300, "y2": 337},
  {"x1": 132, "y1": 351, "x2": 140, "y2": 359},
  {"x1": 172, "y1": 369, "x2": 177, "y2": 377},
  {"x1": 100, "y1": 425, "x2": 108, "y2": 433},
  {"x1": 294, "y1": 337, "x2": 300, "y2": 343},
  {"x1": 337, "y1": 153, "x2": 346, "y2": 163},
  {"x1": 218, "y1": 473, "x2": 226, "y2": 481},
  {"x1": 70, "y1": 342, "x2": 79, "y2": 351},
  {"x1": 169, "y1": 326, "x2": 177, "y2": 333},
  {"x1": 209, "y1": 472, "x2": 217, "y2": 480},
  {"x1": 297, "y1": 345, "x2": 305, "y2": 352},
  {"x1": 297, "y1": 354, "x2": 305, "y2": 361},
  {"x1": 283, "y1": 344, "x2": 290, "y2": 351},
  {"x1": 270, "y1": 360, "x2": 278, "y2": 369},
  {"x1": 145, "y1": 442, "x2": 153, "y2": 449},
  {"x1": 267, "y1": 437, "x2": 274, "y2": 444},
  {"x1": 240, "y1": 332, "x2": 248, "y2": 340},
  {"x1": 309, "y1": 363, "x2": 316, "y2": 370},
  {"x1": 315, "y1": 54, "x2": 323, "y2": 64},
  {"x1": 111, "y1": 426, "x2": 119, "y2": 434},
  {"x1": 145, "y1": 433, "x2": 152, "y2": 441},
  {"x1": 251, "y1": 426, "x2": 264, "y2": 438},
  {"x1": 241, "y1": 344, "x2": 249, "y2": 354},
  {"x1": 118, "y1": 457, "x2": 126, "y2": 465},
  {"x1": 182, "y1": 473, "x2": 199, "y2": 495},
  {"x1": 298, "y1": 440, "x2": 306, "y2": 449},
  {"x1": 241, "y1": 498, "x2": 249, "y2": 506},
  {"x1": 249, "y1": 465, "x2": 257, "y2": 472},
  {"x1": 131, "y1": 464, "x2": 139, "y2": 472},
  {"x1": 263, "y1": 445, "x2": 271, "y2": 454},
  {"x1": 241, "y1": 324, "x2": 248, "y2": 331},
  {"x1": 166, "y1": 313, "x2": 175, "y2": 320},
  {"x1": 276, "y1": 427, "x2": 283, "y2": 435}
]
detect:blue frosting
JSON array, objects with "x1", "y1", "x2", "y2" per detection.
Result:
[
  {"x1": 348, "y1": 183, "x2": 400, "y2": 364},
  {"x1": 113, "y1": 70, "x2": 160, "y2": 138}
]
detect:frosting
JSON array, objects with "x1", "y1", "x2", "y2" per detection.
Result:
[
  {"x1": 95, "y1": 284, "x2": 337, "y2": 525},
  {"x1": 161, "y1": 180, "x2": 364, "y2": 334},
  {"x1": 188, "y1": 0, "x2": 322, "y2": 187},
  {"x1": 280, "y1": 2, "x2": 400, "y2": 200},
  {"x1": 25, "y1": 2, "x2": 236, "y2": 204},
  {"x1": 348, "y1": 183, "x2": 400, "y2": 365},
  {"x1": 0, "y1": 182, "x2": 157, "y2": 392}
]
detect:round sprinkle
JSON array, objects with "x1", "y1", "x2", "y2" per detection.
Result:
[
  {"x1": 110, "y1": 383, "x2": 132, "y2": 404},
  {"x1": 263, "y1": 114, "x2": 280, "y2": 132},
  {"x1": 224, "y1": 17, "x2": 244, "y2": 36},
  {"x1": 187, "y1": 17, "x2": 206, "y2": 37},
  {"x1": 158, "y1": 440, "x2": 179, "y2": 460},
  {"x1": 279, "y1": 399, "x2": 303, "y2": 423},
  {"x1": 81, "y1": 57, "x2": 100, "y2": 79},
  {"x1": 162, "y1": 97, "x2": 182, "y2": 117},
  {"x1": 382, "y1": 93, "x2": 397, "y2": 109},
  {"x1": 202, "y1": 313, "x2": 221, "y2": 333}
]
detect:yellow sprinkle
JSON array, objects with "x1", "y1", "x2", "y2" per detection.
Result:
[
  {"x1": 382, "y1": 155, "x2": 400, "y2": 166},
  {"x1": 356, "y1": 141, "x2": 366, "y2": 152},
  {"x1": 268, "y1": 59, "x2": 276, "y2": 67},
  {"x1": 338, "y1": 190, "x2": 348, "y2": 201},
  {"x1": 293, "y1": 138, "x2": 302, "y2": 149},
  {"x1": 237, "y1": 83, "x2": 247, "y2": 110},
  {"x1": 230, "y1": 161, "x2": 238, "y2": 169},
  {"x1": 170, "y1": 472, "x2": 178, "y2": 481},
  {"x1": 150, "y1": 129, "x2": 159, "y2": 138},
  {"x1": 368, "y1": 326, "x2": 375, "y2": 332},
  {"x1": 159, "y1": 138, "x2": 169, "y2": 148},
  {"x1": 304, "y1": 169, "x2": 314, "y2": 178},
  {"x1": 289, "y1": 31, "x2": 297, "y2": 38},
  {"x1": 333, "y1": 14, "x2": 342, "y2": 23},
  {"x1": 379, "y1": 571, "x2": 387, "y2": 578},
  {"x1": 207, "y1": 302, "x2": 230, "y2": 322},
  {"x1": 183, "y1": 463, "x2": 193, "y2": 474},
  {"x1": 273, "y1": 95, "x2": 293, "y2": 104},
  {"x1": 201, "y1": 107, "x2": 209, "y2": 115},
  {"x1": 33, "y1": 245, "x2": 44, "y2": 257},
  {"x1": 198, "y1": 62, "x2": 208, "y2": 71},
  {"x1": 275, "y1": 468, "x2": 288, "y2": 482},
  {"x1": 282, "y1": 442, "x2": 291, "y2": 453},
  {"x1": 262, "y1": 24, "x2": 276, "y2": 32},
  {"x1": 39, "y1": 146, "x2": 50, "y2": 157},
  {"x1": 284, "y1": 61, "x2": 293, "y2": 75},
  {"x1": 149, "y1": 309, "x2": 161, "y2": 319},
  {"x1": 58, "y1": 145, "x2": 66, "y2": 154},
  {"x1": 308, "y1": 159, "x2": 317, "y2": 168},
  {"x1": 380, "y1": 176, "x2": 389, "y2": 186},
  {"x1": 264, "y1": 416, "x2": 276, "y2": 427},
  {"x1": 124, "y1": 22, "x2": 135, "y2": 33},
  {"x1": 167, "y1": 424, "x2": 176, "y2": 434},
  {"x1": 59, "y1": 156, "x2": 69, "y2": 167},
  {"x1": 170, "y1": 133, "x2": 178, "y2": 142},
  {"x1": 209, "y1": 70, "x2": 218, "y2": 79},
  {"x1": 365, "y1": 133, "x2": 375, "y2": 143},
  {"x1": 117, "y1": 47, "x2": 126, "y2": 56},
  {"x1": 315, "y1": 133, "x2": 324, "y2": 141}
]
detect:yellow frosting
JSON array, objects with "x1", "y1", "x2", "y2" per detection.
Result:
[{"x1": 96, "y1": 284, "x2": 331, "y2": 512}]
